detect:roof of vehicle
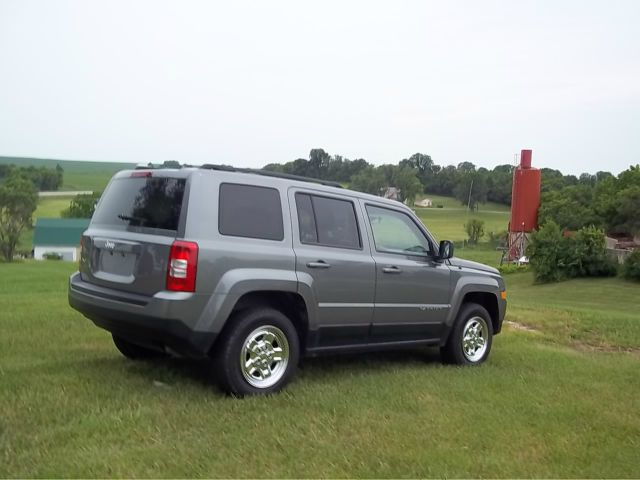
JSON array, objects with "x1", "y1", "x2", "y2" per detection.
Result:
[{"x1": 111, "y1": 166, "x2": 416, "y2": 213}]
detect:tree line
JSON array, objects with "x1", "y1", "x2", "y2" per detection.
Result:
[
  {"x1": 264, "y1": 148, "x2": 612, "y2": 210},
  {"x1": 0, "y1": 163, "x2": 63, "y2": 191}
]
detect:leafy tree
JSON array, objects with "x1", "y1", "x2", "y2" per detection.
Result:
[
  {"x1": 538, "y1": 185, "x2": 601, "y2": 230},
  {"x1": 0, "y1": 175, "x2": 38, "y2": 261},
  {"x1": 464, "y1": 219, "x2": 485, "y2": 244},
  {"x1": 528, "y1": 222, "x2": 616, "y2": 283},
  {"x1": 61, "y1": 192, "x2": 102, "y2": 218},
  {"x1": 349, "y1": 167, "x2": 386, "y2": 195},
  {"x1": 453, "y1": 171, "x2": 488, "y2": 210},
  {"x1": 622, "y1": 250, "x2": 640, "y2": 281},
  {"x1": 391, "y1": 166, "x2": 422, "y2": 204},
  {"x1": 486, "y1": 164, "x2": 513, "y2": 204},
  {"x1": 527, "y1": 221, "x2": 568, "y2": 283}
]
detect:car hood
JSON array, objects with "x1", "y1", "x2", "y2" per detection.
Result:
[{"x1": 449, "y1": 257, "x2": 500, "y2": 275}]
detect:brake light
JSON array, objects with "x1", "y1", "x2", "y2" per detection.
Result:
[
  {"x1": 167, "y1": 241, "x2": 198, "y2": 292},
  {"x1": 131, "y1": 171, "x2": 152, "y2": 177}
]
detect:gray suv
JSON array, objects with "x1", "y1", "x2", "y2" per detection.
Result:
[{"x1": 69, "y1": 165, "x2": 506, "y2": 395}]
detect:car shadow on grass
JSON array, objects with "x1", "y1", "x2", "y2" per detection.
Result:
[{"x1": 64, "y1": 347, "x2": 444, "y2": 394}]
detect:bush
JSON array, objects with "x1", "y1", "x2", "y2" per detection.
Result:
[
  {"x1": 436, "y1": 204, "x2": 444, "y2": 209},
  {"x1": 488, "y1": 230, "x2": 508, "y2": 246},
  {"x1": 498, "y1": 263, "x2": 529, "y2": 275},
  {"x1": 527, "y1": 221, "x2": 566, "y2": 282},
  {"x1": 528, "y1": 222, "x2": 617, "y2": 283},
  {"x1": 622, "y1": 250, "x2": 640, "y2": 281},
  {"x1": 565, "y1": 225, "x2": 617, "y2": 278},
  {"x1": 43, "y1": 252, "x2": 63, "y2": 260},
  {"x1": 464, "y1": 219, "x2": 485, "y2": 244}
]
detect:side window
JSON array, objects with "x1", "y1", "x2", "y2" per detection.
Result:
[
  {"x1": 295, "y1": 193, "x2": 361, "y2": 249},
  {"x1": 219, "y1": 183, "x2": 284, "y2": 240},
  {"x1": 366, "y1": 205, "x2": 432, "y2": 255},
  {"x1": 295, "y1": 193, "x2": 318, "y2": 243}
]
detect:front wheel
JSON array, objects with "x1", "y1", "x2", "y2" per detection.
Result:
[
  {"x1": 441, "y1": 302, "x2": 493, "y2": 365},
  {"x1": 213, "y1": 308, "x2": 300, "y2": 396}
]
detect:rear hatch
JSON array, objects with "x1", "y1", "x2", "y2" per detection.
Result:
[{"x1": 79, "y1": 170, "x2": 190, "y2": 296}]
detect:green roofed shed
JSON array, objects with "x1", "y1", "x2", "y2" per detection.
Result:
[{"x1": 33, "y1": 218, "x2": 89, "y2": 261}]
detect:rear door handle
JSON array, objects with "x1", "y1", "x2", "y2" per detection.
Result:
[
  {"x1": 307, "y1": 260, "x2": 331, "y2": 269},
  {"x1": 382, "y1": 266, "x2": 402, "y2": 274}
]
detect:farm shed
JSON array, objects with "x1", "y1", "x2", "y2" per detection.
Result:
[
  {"x1": 414, "y1": 198, "x2": 433, "y2": 207},
  {"x1": 33, "y1": 218, "x2": 89, "y2": 261}
]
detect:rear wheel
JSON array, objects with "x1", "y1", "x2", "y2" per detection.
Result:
[
  {"x1": 112, "y1": 334, "x2": 165, "y2": 360},
  {"x1": 213, "y1": 308, "x2": 300, "y2": 396},
  {"x1": 441, "y1": 302, "x2": 493, "y2": 365}
]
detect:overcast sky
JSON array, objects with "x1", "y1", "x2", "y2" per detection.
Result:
[{"x1": 1, "y1": 0, "x2": 638, "y2": 175}]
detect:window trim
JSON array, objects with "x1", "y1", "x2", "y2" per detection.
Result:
[
  {"x1": 218, "y1": 182, "x2": 285, "y2": 241},
  {"x1": 294, "y1": 192, "x2": 363, "y2": 251},
  {"x1": 365, "y1": 203, "x2": 437, "y2": 258}
]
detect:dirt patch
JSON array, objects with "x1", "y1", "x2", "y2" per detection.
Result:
[
  {"x1": 570, "y1": 340, "x2": 640, "y2": 357},
  {"x1": 506, "y1": 321, "x2": 540, "y2": 333}
]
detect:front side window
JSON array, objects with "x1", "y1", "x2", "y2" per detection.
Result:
[
  {"x1": 219, "y1": 183, "x2": 284, "y2": 241},
  {"x1": 366, "y1": 205, "x2": 433, "y2": 255},
  {"x1": 295, "y1": 193, "x2": 361, "y2": 249}
]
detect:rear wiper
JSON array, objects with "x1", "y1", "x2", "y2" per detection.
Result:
[{"x1": 117, "y1": 214, "x2": 144, "y2": 224}]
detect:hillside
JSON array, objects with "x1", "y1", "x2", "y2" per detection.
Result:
[{"x1": 0, "y1": 156, "x2": 135, "y2": 192}]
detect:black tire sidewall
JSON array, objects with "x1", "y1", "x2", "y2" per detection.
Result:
[
  {"x1": 444, "y1": 302, "x2": 493, "y2": 365},
  {"x1": 214, "y1": 308, "x2": 300, "y2": 396}
]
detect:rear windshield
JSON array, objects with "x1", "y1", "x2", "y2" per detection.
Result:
[{"x1": 92, "y1": 176, "x2": 186, "y2": 234}]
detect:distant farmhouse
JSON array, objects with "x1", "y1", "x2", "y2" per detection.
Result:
[
  {"x1": 414, "y1": 198, "x2": 433, "y2": 208},
  {"x1": 381, "y1": 187, "x2": 401, "y2": 201},
  {"x1": 33, "y1": 218, "x2": 89, "y2": 261}
]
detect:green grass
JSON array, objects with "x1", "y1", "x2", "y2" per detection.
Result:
[
  {"x1": 416, "y1": 208, "x2": 509, "y2": 242},
  {"x1": 0, "y1": 156, "x2": 134, "y2": 192},
  {"x1": 418, "y1": 193, "x2": 510, "y2": 212},
  {"x1": 413, "y1": 194, "x2": 510, "y2": 243},
  {"x1": 1, "y1": 261, "x2": 639, "y2": 477}
]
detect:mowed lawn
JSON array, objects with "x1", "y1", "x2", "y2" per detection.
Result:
[
  {"x1": 414, "y1": 195, "x2": 510, "y2": 243},
  {"x1": 1, "y1": 261, "x2": 639, "y2": 478}
]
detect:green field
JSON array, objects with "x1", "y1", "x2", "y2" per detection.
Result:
[
  {"x1": 1, "y1": 261, "x2": 639, "y2": 478},
  {"x1": 413, "y1": 194, "x2": 510, "y2": 243},
  {"x1": 0, "y1": 156, "x2": 134, "y2": 192}
]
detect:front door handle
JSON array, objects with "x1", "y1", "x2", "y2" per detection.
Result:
[
  {"x1": 382, "y1": 266, "x2": 402, "y2": 274},
  {"x1": 307, "y1": 260, "x2": 331, "y2": 269}
]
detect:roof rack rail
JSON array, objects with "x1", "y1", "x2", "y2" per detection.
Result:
[{"x1": 200, "y1": 164, "x2": 343, "y2": 188}]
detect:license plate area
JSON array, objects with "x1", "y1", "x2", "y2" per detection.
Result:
[{"x1": 99, "y1": 249, "x2": 136, "y2": 276}]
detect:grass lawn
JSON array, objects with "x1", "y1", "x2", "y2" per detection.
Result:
[
  {"x1": 413, "y1": 194, "x2": 510, "y2": 243},
  {"x1": 1, "y1": 261, "x2": 639, "y2": 477},
  {"x1": 416, "y1": 208, "x2": 509, "y2": 243}
]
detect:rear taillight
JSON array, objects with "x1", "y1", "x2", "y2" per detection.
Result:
[{"x1": 167, "y1": 241, "x2": 198, "y2": 292}]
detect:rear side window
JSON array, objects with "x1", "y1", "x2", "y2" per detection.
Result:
[
  {"x1": 295, "y1": 193, "x2": 361, "y2": 249},
  {"x1": 219, "y1": 183, "x2": 284, "y2": 241},
  {"x1": 92, "y1": 176, "x2": 186, "y2": 234}
]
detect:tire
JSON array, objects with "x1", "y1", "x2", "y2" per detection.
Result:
[
  {"x1": 441, "y1": 302, "x2": 494, "y2": 365},
  {"x1": 112, "y1": 334, "x2": 165, "y2": 360},
  {"x1": 213, "y1": 307, "x2": 300, "y2": 396}
]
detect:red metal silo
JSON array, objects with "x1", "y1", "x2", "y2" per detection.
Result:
[
  {"x1": 509, "y1": 149, "x2": 541, "y2": 233},
  {"x1": 506, "y1": 149, "x2": 541, "y2": 262}
]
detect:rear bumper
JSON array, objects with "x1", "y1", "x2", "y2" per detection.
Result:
[{"x1": 68, "y1": 272, "x2": 216, "y2": 358}]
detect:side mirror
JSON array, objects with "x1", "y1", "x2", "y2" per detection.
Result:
[{"x1": 438, "y1": 240, "x2": 454, "y2": 260}]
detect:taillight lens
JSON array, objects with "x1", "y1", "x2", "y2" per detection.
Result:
[{"x1": 167, "y1": 241, "x2": 198, "y2": 292}]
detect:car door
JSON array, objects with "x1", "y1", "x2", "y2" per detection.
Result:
[
  {"x1": 363, "y1": 202, "x2": 452, "y2": 343},
  {"x1": 290, "y1": 189, "x2": 376, "y2": 348}
]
